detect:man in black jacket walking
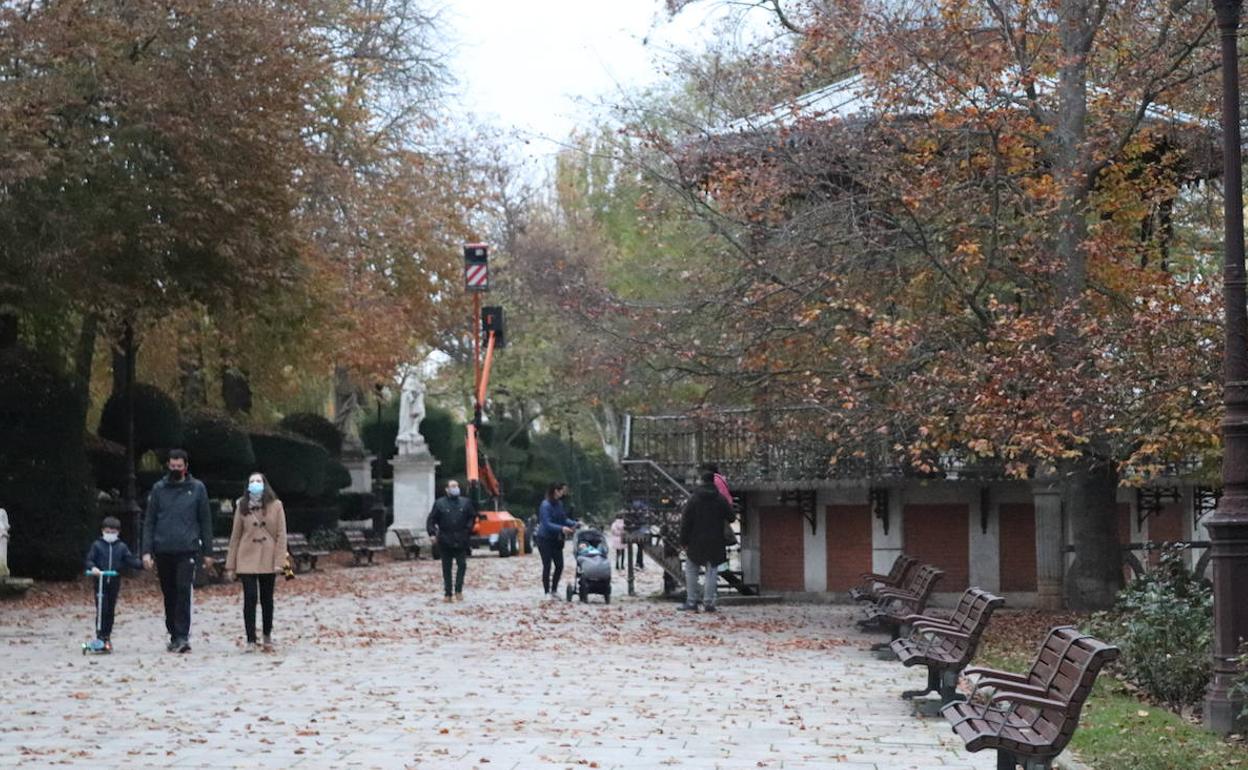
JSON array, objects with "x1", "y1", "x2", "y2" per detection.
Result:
[
  {"x1": 678, "y1": 472, "x2": 735, "y2": 613},
  {"x1": 141, "y1": 449, "x2": 214, "y2": 652},
  {"x1": 427, "y1": 479, "x2": 480, "y2": 602}
]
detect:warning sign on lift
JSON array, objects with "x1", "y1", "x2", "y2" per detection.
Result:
[{"x1": 464, "y1": 243, "x2": 489, "y2": 292}]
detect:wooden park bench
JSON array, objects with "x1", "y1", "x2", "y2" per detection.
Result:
[
  {"x1": 849, "y1": 553, "x2": 917, "y2": 603},
  {"x1": 889, "y1": 587, "x2": 1005, "y2": 706},
  {"x1": 390, "y1": 528, "x2": 422, "y2": 560},
  {"x1": 286, "y1": 533, "x2": 328, "y2": 573},
  {"x1": 857, "y1": 563, "x2": 944, "y2": 642},
  {"x1": 344, "y1": 529, "x2": 385, "y2": 566},
  {"x1": 941, "y1": 626, "x2": 1120, "y2": 770},
  {"x1": 207, "y1": 537, "x2": 231, "y2": 582}
]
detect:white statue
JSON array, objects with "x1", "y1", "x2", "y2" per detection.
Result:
[
  {"x1": 0, "y1": 508, "x2": 9, "y2": 578},
  {"x1": 396, "y1": 377, "x2": 428, "y2": 456}
]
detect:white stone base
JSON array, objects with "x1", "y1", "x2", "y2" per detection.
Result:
[
  {"x1": 341, "y1": 453, "x2": 374, "y2": 494},
  {"x1": 389, "y1": 452, "x2": 438, "y2": 549}
]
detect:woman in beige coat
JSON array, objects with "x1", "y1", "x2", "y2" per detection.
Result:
[{"x1": 225, "y1": 472, "x2": 287, "y2": 652}]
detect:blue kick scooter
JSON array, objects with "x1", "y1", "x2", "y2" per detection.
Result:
[{"x1": 82, "y1": 570, "x2": 118, "y2": 655}]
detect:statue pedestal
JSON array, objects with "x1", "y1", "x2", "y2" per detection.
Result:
[
  {"x1": 0, "y1": 576, "x2": 33, "y2": 599},
  {"x1": 388, "y1": 450, "x2": 438, "y2": 556},
  {"x1": 341, "y1": 451, "x2": 373, "y2": 494}
]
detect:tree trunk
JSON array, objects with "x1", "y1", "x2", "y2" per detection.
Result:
[
  {"x1": 0, "y1": 310, "x2": 17, "y2": 349},
  {"x1": 74, "y1": 314, "x2": 98, "y2": 426},
  {"x1": 1063, "y1": 461, "x2": 1124, "y2": 610},
  {"x1": 590, "y1": 402, "x2": 627, "y2": 463}
]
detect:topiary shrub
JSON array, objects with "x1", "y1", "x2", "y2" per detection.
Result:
[
  {"x1": 84, "y1": 433, "x2": 127, "y2": 492},
  {"x1": 309, "y1": 527, "x2": 346, "y2": 551},
  {"x1": 0, "y1": 347, "x2": 97, "y2": 580},
  {"x1": 337, "y1": 492, "x2": 374, "y2": 521},
  {"x1": 183, "y1": 410, "x2": 255, "y2": 479},
  {"x1": 98, "y1": 383, "x2": 183, "y2": 453},
  {"x1": 1091, "y1": 546, "x2": 1213, "y2": 708},
  {"x1": 284, "y1": 504, "x2": 340, "y2": 535},
  {"x1": 249, "y1": 429, "x2": 327, "y2": 500},
  {"x1": 323, "y1": 459, "x2": 352, "y2": 497},
  {"x1": 279, "y1": 412, "x2": 343, "y2": 457}
]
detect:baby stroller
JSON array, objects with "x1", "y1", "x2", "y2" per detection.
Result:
[{"x1": 566, "y1": 529, "x2": 612, "y2": 604}]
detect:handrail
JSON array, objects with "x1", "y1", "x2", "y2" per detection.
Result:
[{"x1": 621, "y1": 459, "x2": 690, "y2": 497}]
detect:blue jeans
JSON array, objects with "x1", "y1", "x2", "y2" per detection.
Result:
[{"x1": 684, "y1": 559, "x2": 718, "y2": 608}]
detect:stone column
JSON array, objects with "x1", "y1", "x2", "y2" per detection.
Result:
[
  {"x1": 388, "y1": 451, "x2": 438, "y2": 551},
  {"x1": 1032, "y1": 476, "x2": 1065, "y2": 610}
]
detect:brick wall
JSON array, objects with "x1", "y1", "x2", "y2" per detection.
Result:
[
  {"x1": 1147, "y1": 502, "x2": 1185, "y2": 566},
  {"x1": 904, "y1": 504, "x2": 970, "y2": 591},
  {"x1": 759, "y1": 507, "x2": 805, "y2": 592},
  {"x1": 998, "y1": 503, "x2": 1037, "y2": 592},
  {"x1": 825, "y1": 505, "x2": 872, "y2": 592}
]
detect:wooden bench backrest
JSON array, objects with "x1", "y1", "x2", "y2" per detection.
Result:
[
  {"x1": 1013, "y1": 627, "x2": 1121, "y2": 751},
  {"x1": 888, "y1": 554, "x2": 917, "y2": 584},
  {"x1": 344, "y1": 530, "x2": 366, "y2": 544},
  {"x1": 392, "y1": 528, "x2": 416, "y2": 544},
  {"x1": 286, "y1": 533, "x2": 308, "y2": 548},
  {"x1": 926, "y1": 588, "x2": 1003, "y2": 661},
  {"x1": 906, "y1": 565, "x2": 944, "y2": 611}
]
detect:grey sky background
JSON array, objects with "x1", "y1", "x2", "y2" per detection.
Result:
[{"x1": 445, "y1": 1, "x2": 774, "y2": 165}]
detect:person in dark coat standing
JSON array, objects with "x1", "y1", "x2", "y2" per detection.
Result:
[
  {"x1": 427, "y1": 479, "x2": 479, "y2": 602},
  {"x1": 678, "y1": 472, "x2": 735, "y2": 613},
  {"x1": 141, "y1": 449, "x2": 214, "y2": 653}
]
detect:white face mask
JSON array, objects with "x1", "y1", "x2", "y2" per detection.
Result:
[{"x1": 103, "y1": 533, "x2": 119, "y2": 544}]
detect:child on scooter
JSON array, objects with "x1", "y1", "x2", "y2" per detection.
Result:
[{"x1": 83, "y1": 516, "x2": 143, "y2": 653}]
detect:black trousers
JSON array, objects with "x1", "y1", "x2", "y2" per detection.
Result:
[
  {"x1": 239, "y1": 573, "x2": 276, "y2": 642},
  {"x1": 155, "y1": 552, "x2": 197, "y2": 642},
  {"x1": 440, "y1": 547, "x2": 468, "y2": 596},
  {"x1": 615, "y1": 548, "x2": 625, "y2": 570},
  {"x1": 96, "y1": 577, "x2": 121, "y2": 640},
  {"x1": 536, "y1": 537, "x2": 564, "y2": 594}
]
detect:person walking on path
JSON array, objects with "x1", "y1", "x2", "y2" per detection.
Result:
[
  {"x1": 141, "y1": 449, "x2": 214, "y2": 653},
  {"x1": 535, "y1": 482, "x2": 579, "y2": 599},
  {"x1": 224, "y1": 473, "x2": 287, "y2": 653},
  {"x1": 84, "y1": 516, "x2": 144, "y2": 652},
  {"x1": 427, "y1": 479, "x2": 479, "y2": 602},
  {"x1": 609, "y1": 516, "x2": 626, "y2": 570},
  {"x1": 678, "y1": 472, "x2": 735, "y2": 613}
]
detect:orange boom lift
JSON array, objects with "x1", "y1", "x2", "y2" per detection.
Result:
[{"x1": 462, "y1": 243, "x2": 524, "y2": 557}]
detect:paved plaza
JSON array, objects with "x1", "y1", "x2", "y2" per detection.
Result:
[{"x1": 0, "y1": 553, "x2": 995, "y2": 769}]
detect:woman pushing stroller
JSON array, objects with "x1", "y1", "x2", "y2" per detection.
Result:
[{"x1": 534, "y1": 482, "x2": 579, "y2": 600}]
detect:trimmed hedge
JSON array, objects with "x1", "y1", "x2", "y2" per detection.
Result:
[
  {"x1": 279, "y1": 412, "x2": 343, "y2": 457},
  {"x1": 324, "y1": 459, "x2": 352, "y2": 496},
  {"x1": 98, "y1": 383, "x2": 183, "y2": 453},
  {"x1": 285, "y1": 504, "x2": 340, "y2": 535},
  {"x1": 183, "y1": 410, "x2": 255, "y2": 479},
  {"x1": 85, "y1": 433, "x2": 127, "y2": 492},
  {"x1": 0, "y1": 347, "x2": 97, "y2": 580},
  {"x1": 249, "y1": 429, "x2": 328, "y2": 500},
  {"x1": 337, "y1": 492, "x2": 375, "y2": 521}
]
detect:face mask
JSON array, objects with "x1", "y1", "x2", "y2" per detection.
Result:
[
  {"x1": 248, "y1": 481, "x2": 265, "y2": 496},
  {"x1": 169, "y1": 469, "x2": 185, "y2": 482},
  {"x1": 102, "y1": 533, "x2": 118, "y2": 544},
  {"x1": 447, "y1": 487, "x2": 460, "y2": 498}
]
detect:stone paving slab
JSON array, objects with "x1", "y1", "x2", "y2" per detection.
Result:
[{"x1": 0, "y1": 553, "x2": 995, "y2": 769}]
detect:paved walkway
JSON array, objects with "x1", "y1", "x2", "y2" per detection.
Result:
[{"x1": 0, "y1": 551, "x2": 993, "y2": 769}]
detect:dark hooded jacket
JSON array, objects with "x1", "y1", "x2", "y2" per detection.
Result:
[{"x1": 679, "y1": 484, "x2": 735, "y2": 565}]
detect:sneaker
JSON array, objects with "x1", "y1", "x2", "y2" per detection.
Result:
[
  {"x1": 453, "y1": 593, "x2": 464, "y2": 603},
  {"x1": 243, "y1": 641, "x2": 258, "y2": 654},
  {"x1": 262, "y1": 636, "x2": 274, "y2": 653},
  {"x1": 166, "y1": 640, "x2": 179, "y2": 653},
  {"x1": 702, "y1": 605, "x2": 718, "y2": 613},
  {"x1": 174, "y1": 639, "x2": 191, "y2": 653},
  {"x1": 676, "y1": 603, "x2": 699, "y2": 612},
  {"x1": 443, "y1": 595, "x2": 453, "y2": 603},
  {"x1": 102, "y1": 640, "x2": 112, "y2": 652}
]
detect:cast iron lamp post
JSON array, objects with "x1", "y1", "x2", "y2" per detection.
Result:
[{"x1": 1208, "y1": 0, "x2": 1248, "y2": 735}]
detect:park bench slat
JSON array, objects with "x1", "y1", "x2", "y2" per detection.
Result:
[
  {"x1": 857, "y1": 563, "x2": 944, "y2": 640},
  {"x1": 849, "y1": 554, "x2": 917, "y2": 603},
  {"x1": 343, "y1": 529, "x2": 384, "y2": 566},
  {"x1": 890, "y1": 587, "x2": 1005, "y2": 705},
  {"x1": 390, "y1": 528, "x2": 422, "y2": 560}
]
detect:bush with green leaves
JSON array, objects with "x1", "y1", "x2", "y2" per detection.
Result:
[
  {"x1": 183, "y1": 410, "x2": 255, "y2": 479},
  {"x1": 249, "y1": 429, "x2": 328, "y2": 500},
  {"x1": 279, "y1": 412, "x2": 343, "y2": 457},
  {"x1": 0, "y1": 347, "x2": 97, "y2": 579},
  {"x1": 309, "y1": 527, "x2": 346, "y2": 551},
  {"x1": 1092, "y1": 546, "x2": 1212, "y2": 708},
  {"x1": 98, "y1": 383, "x2": 183, "y2": 453}
]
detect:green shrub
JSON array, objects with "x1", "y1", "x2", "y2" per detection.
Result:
[
  {"x1": 0, "y1": 347, "x2": 97, "y2": 580},
  {"x1": 84, "y1": 433, "x2": 127, "y2": 492},
  {"x1": 309, "y1": 527, "x2": 346, "y2": 551},
  {"x1": 279, "y1": 412, "x2": 343, "y2": 457},
  {"x1": 98, "y1": 383, "x2": 183, "y2": 453},
  {"x1": 249, "y1": 429, "x2": 328, "y2": 500},
  {"x1": 183, "y1": 410, "x2": 255, "y2": 479},
  {"x1": 323, "y1": 459, "x2": 352, "y2": 496},
  {"x1": 285, "y1": 504, "x2": 339, "y2": 535},
  {"x1": 1092, "y1": 546, "x2": 1212, "y2": 708},
  {"x1": 337, "y1": 492, "x2": 375, "y2": 521}
]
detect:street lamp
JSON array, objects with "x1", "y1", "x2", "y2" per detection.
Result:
[{"x1": 1207, "y1": 0, "x2": 1248, "y2": 735}]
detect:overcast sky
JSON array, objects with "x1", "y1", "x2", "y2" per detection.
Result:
[{"x1": 445, "y1": 0, "x2": 773, "y2": 165}]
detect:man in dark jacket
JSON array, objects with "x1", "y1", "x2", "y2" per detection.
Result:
[
  {"x1": 427, "y1": 479, "x2": 480, "y2": 602},
  {"x1": 141, "y1": 449, "x2": 213, "y2": 653},
  {"x1": 678, "y1": 472, "x2": 735, "y2": 613}
]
